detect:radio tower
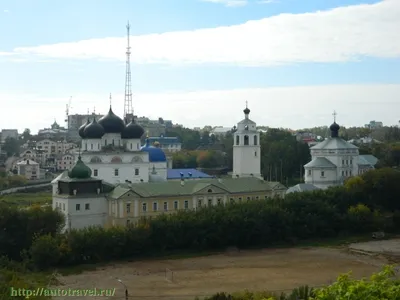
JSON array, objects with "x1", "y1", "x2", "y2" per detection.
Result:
[{"x1": 124, "y1": 21, "x2": 134, "y2": 122}]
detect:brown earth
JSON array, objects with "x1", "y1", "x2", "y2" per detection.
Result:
[{"x1": 54, "y1": 247, "x2": 388, "y2": 300}]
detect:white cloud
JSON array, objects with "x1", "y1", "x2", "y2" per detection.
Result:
[
  {"x1": 1, "y1": 84, "x2": 399, "y2": 133},
  {"x1": 3, "y1": 9, "x2": 9, "y2": 13},
  {"x1": 6, "y1": 0, "x2": 400, "y2": 66},
  {"x1": 201, "y1": 0, "x2": 248, "y2": 7}
]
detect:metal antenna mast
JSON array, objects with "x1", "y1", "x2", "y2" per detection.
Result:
[{"x1": 124, "y1": 21, "x2": 134, "y2": 122}]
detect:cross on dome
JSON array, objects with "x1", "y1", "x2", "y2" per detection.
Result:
[{"x1": 332, "y1": 110, "x2": 337, "y2": 122}]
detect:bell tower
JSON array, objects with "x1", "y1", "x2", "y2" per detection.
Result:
[{"x1": 232, "y1": 102, "x2": 262, "y2": 179}]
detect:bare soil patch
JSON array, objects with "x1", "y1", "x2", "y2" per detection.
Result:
[{"x1": 54, "y1": 247, "x2": 387, "y2": 300}]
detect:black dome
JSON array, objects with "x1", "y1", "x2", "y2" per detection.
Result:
[
  {"x1": 84, "y1": 118, "x2": 105, "y2": 139},
  {"x1": 244, "y1": 107, "x2": 250, "y2": 115},
  {"x1": 122, "y1": 119, "x2": 145, "y2": 139},
  {"x1": 98, "y1": 107, "x2": 125, "y2": 134},
  {"x1": 78, "y1": 119, "x2": 90, "y2": 138},
  {"x1": 330, "y1": 122, "x2": 340, "y2": 138}
]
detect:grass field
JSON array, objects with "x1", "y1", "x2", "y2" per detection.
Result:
[{"x1": 0, "y1": 192, "x2": 52, "y2": 207}]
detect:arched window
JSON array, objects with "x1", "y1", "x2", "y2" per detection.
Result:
[
  {"x1": 207, "y1": 189, "x2": 213, "y2": 193},
  {"x1": 236, "y1": 135, "x2": 239, "y2": 145},
  {"x1": 90, "y1": 156, "x2": 102, "y2": 163},
  {"x1": 254, "y1": 135, "x2": 257, "y2": 145},
  {"x1": 111, "y1": 156, "x2": 122, "y2": 163},
  {"x1": 244, "y1": 135, "x2": 249, "y2": 145}
]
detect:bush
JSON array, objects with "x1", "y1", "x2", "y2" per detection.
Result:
[{"x1": 200, "y1": 267, "x2": 399, "y2": 300}]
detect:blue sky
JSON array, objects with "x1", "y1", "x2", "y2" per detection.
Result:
[{"x1": 0, "y1": 0, "x2": 399, "y2": 132}]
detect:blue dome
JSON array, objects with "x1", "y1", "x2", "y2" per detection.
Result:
[{"x1": 141, "y1": 139, "x2": 167, "y2": 162}]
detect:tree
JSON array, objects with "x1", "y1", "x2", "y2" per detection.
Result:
[
  {"x1": 2, "y1": 137, "x2": 19, "y2": 157},
  {"x1": 21, "y1": 129, "x2": 31, "y2": 142},
  {"x1": 311, "y1": 266, "x2": 400, "y2": 300},
  {"x1": 29, "y1": 234, "x2": 61, "y2": 270}
]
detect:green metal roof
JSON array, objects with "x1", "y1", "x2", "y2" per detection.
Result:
[{"x1": 108, "y1": 177, "x2": 286, "y2": 199}]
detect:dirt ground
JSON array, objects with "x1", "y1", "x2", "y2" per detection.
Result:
[{"x1": 54, "y1": 246, "x2": 389, "y2": 300}]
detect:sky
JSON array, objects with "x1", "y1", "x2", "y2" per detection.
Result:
[{"x1": 0, "y1": 0, "x2": 400, "y2": 133}]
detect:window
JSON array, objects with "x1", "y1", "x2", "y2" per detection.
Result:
[
  {"x1": 308, "y1": 170, "x2": 311, "y2": 176},
  {"x1": 93, "y1": 169, "x2": 98, "y2": 176},
  {"x1": 254, "y1": 135, "x2": 258, "y2": 145},
  {"x1": 76, "y1": 204, "x2": 80, "y2": 211},
  {"x1": 114, "y1": 169, "x2": 119, "y2": 176},
  {"x1": 342, "y1": 159, "x2": 345, "y2": 165},
  {"x1": 217, "y1": 198, "x2": 222, "y2": 205},
  {"x1": 126, "y1": 220, "x2": 131, "y2": 226},
  {"x1": 321, "y1": 171, "x2": 325, "y2": 177},
  {"x1": 207, "y1": 189, "x2": 213, "y2": 193},
  {"x1": 349, "y1": 170, "x2": 352, "y2": 176},
  {"x1": 153, "y1": 202, "x2": 158, "y2": 211},
  {"x1": 255, "y1": 196, "x2": 259, "y2": 200},
  {"x1": 246, "y1": 197, "x2": 251, "y2": 201},
  {"x1": 346, "y1": 160, "x2": 348, "y2": 165},
  {"x1": 230, "y1": 198, "x2": 235, "y2": 204},
  {"x1": 85, "y1": 203, "x2": 90, "y2": 210},
  {"x1": 130, "y1": 143, "x2": 133, "y2": 150},
  {"x1": 91, "y1": 144, "x2": 93, "y2": 150},
  {"x1": 174, "y1": 201, "x2": 178, "y2": 210},
  {"x1": 62, "y1": 203, "x2": 65, "y2": 211},
  {"x1": 112, "y1": 139, "x2": 115, "y2": 146},
  {"x1": 350, "y1": 159, "x2": 353, "y2": 165},
  {"x1": 142, "y1": 203, "x2": 147, "y2": 212},
  {"x1": 345, "y1": 170, "x2": 348, "y2": 176},
  {"x1": 342, "y1": 170, "x2": 345, "y2": 176},
  {"x1": 135, "y1": 168, "x2": 139, "y2": 176},
  {"x1": 184, "y1": 200, "x2": 189, "y2": 209},
  {"x1": 208, "y1": 198, "x2": 212, "y2": 206},
  {"x1": 254, "y1": 151, "x2": 257, "y2": 157},
  {"x1": 163, "y1": 202, "x2": 168, "y2": 211},
  {"x1": 197, "y1": 199, "x2": 202, "y2": 207},
  {"x1": 244, "y1": 135, "x2": 249, "y2": 145},
  {"x1": 126, "y1": 203, "x2": 131, "y2": 213},
  {"x1": 236, "y1": 135, "x2": 239, "y2": 145}
]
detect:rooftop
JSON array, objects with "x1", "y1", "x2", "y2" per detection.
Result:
[
  {"x1": 109, "y1": 177, "x2": 286, "y2": 199},
  {"x1": 167, "y1": 168, "x2": 213, "y2": 180}
]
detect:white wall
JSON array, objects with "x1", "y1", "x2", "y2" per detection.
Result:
[
  {"x1": 304, "y1": 168, "x2": 338, "y2": 189},
  {"x1": 123, "y1": 139, "x2": 141, "y2": 152},
  {"x1": 102, "y1": 133, "x2": 121, "y2": 147},
  {"x1": 80, "y1": 152, "x2": 150, "y2": 184},
  {"x1": 53, "y1": 195, "x2": 108, "y2": 232},
  {"x1": 232, "y1": 132, "x2": 261, "y2": 178}
]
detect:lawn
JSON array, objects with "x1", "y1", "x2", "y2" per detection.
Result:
[{"x1": 0, "y1": 192, "x2": 52, "y2": 207}]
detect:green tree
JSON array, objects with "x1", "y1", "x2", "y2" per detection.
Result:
[
  {"x1": 29, "y1": 234, "x2": 61, "y2": 270},
  {"x1": 311, "y1": 266, "x2": 400, "y2": 300},
  {"x1": 2, "y1": 137, "x2": 19, "y2": 157}
]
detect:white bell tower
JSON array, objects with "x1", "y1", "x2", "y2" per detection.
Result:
[{"x1": 232, "y1": 102, "x2": 262, "y2": 179}]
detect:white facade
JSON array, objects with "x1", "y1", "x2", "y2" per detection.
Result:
[
  {"x1": 16, "y1": 159, "x2": 40, "y2": 180},
  {"x1": 53, "y1": 194, "x2": 108, "y2": 232},
  {"x1": 232, "y1": 106, "x2": 262, "y2": 179},
  {"x1": 303, "y1": 121, "x2": 376, "y2": 189},
  {"x1": 80, "y1": 152, "x2": 151, "y2": 184}
]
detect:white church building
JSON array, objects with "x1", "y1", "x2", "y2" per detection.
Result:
[
  {"x1": 302, "y1": 115, "x2": 378, "y2": 190},
  {"x1": 52, "y1": 103, "x2": 287, "y2": 231},
  {"x1": 232, "y1": 104, "x2": 262, "y2": 179},
  {"x1": 77, "y1": 102, "x2": 168, "y2": 185}
]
